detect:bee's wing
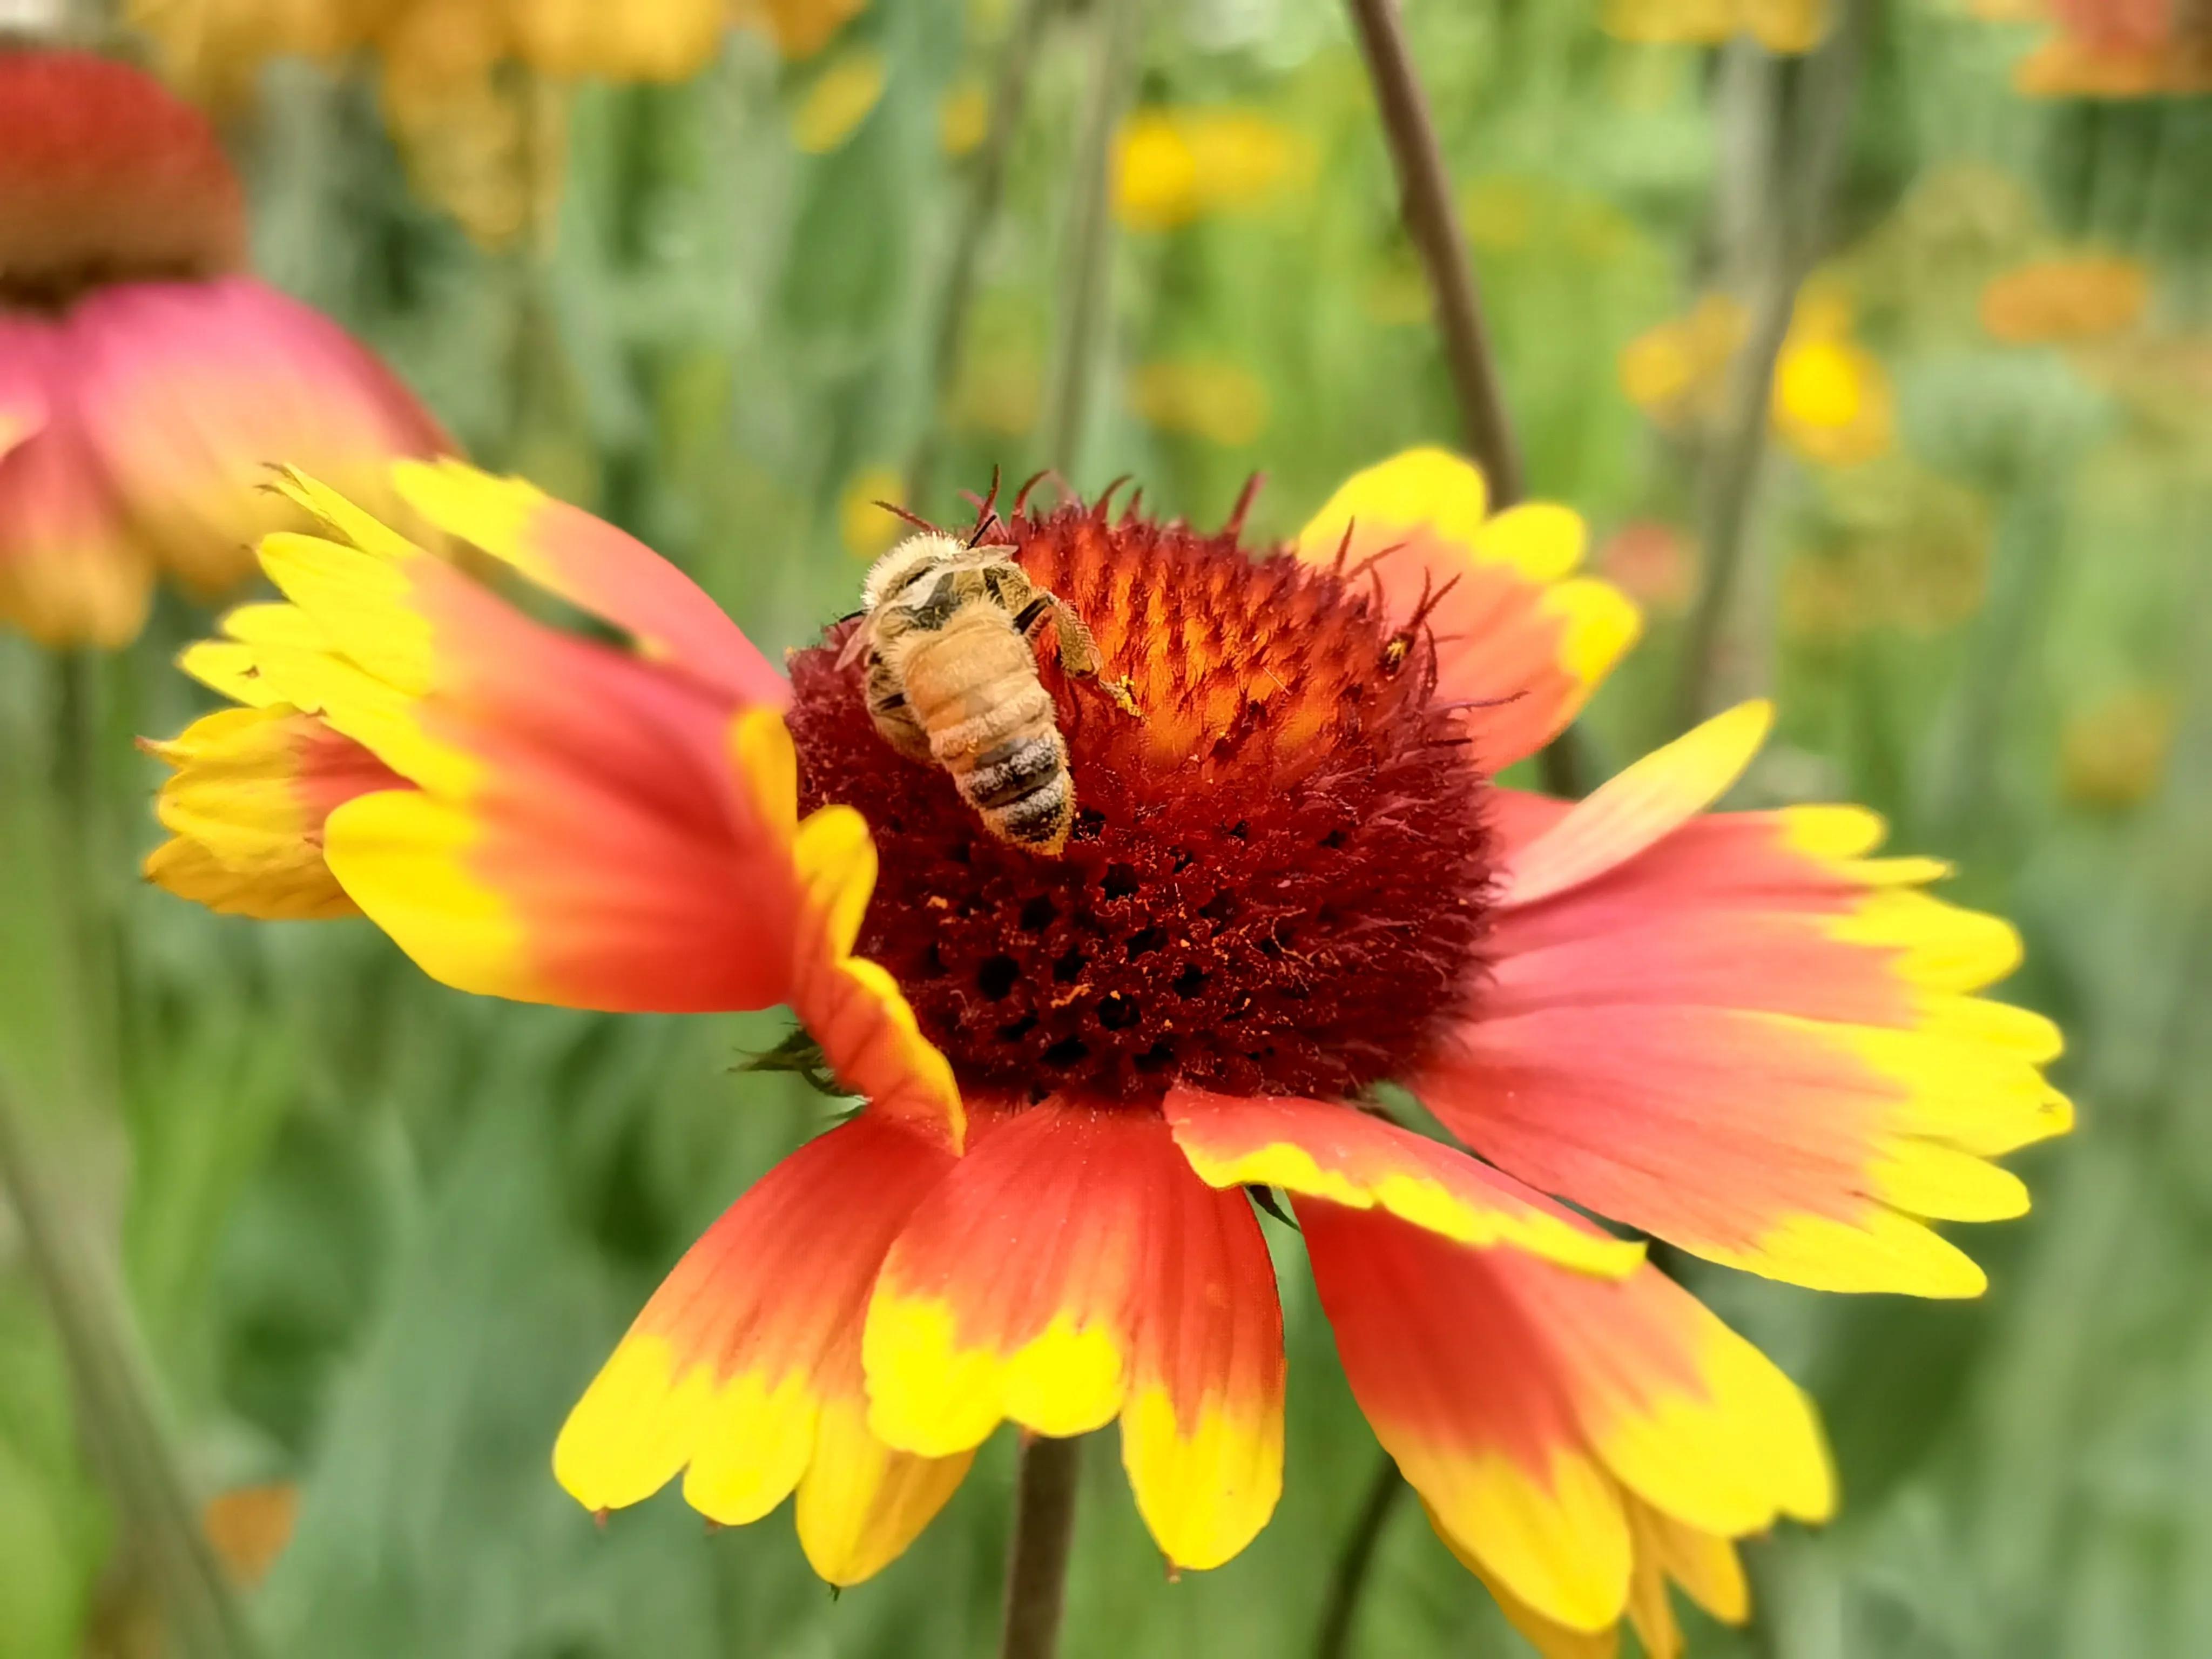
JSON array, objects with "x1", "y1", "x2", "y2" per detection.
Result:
[{"x1": 833, "y1": 610, "x2": 879, "y2": 671}]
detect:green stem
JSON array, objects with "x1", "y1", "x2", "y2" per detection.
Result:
[
  {"x1": 908, "y1": 0, "x2": 1058, "y2": 513},
  {"x1": 0, "y1": 1073, "x2": 258, "y2": 1659},
  {"x1": 999, "y1": 1433, "x2": 1084, "y2": 1659},
  {"x1": 1041, "y1": 0, "x2": 1143, "y2": 480}
]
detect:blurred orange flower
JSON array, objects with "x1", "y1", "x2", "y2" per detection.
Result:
[
  {"x1": 1602, "y1": 0, "x2": 1830, "y2": 51},
  {"x1": 1597, "y1": 520, "x2": 1698, "y2": 614},
  {"x1": 1980, "y1": 253, "x2": 2150, "y2": 343},
  {"x1": 1112, "y1": 108, "x2": 1314, "y2": 232},
  {"x1": 202, "y1": 1482, "x2": 300, "y2": 1588},
  {"x1": 2011, "y1": 0, "x2": 2212, "y2": 95},
  {"x1": 734, "y1": 0, "x2": 869, "y2": 60},
  {"x1": 0, "y1": 51, "x2": 448, "y2": 647}
]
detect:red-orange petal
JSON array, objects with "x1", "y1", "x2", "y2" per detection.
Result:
[
  {"x1": 554, "y1": 1112, "x2": 972, "y2": 1585},
  {"x1": 0, "y1": 316, "x2": 150, "y2": 646},
  {"x1": 1294, "y1": 448, "x2": 1640, "y2": 769},
  {"x1": 863, "y1": 1103, "x2": 1286, "y2": 1570},
  {"x1": 1301, "y1": 1201, "x2": 1829, "y2": 1633},
  {"x1": 390, "y1": 456, "x2": 786, "y2": 708},
  {"x1": 185, "y1": 473, "x2": 798, "y2": 1013},
  {"x1": 70, "y1": 278, "x2": 449, "y2": 596},
  {"x1": 1419, "y1": 787, "x2": 2067, "y2": 1297}
]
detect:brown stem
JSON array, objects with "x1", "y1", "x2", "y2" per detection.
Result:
[
  {"x1": 1344, "y1": 0, "x2": 1523, "y2": 507},
  {"x1": 1313, "y1": 1457, "x2": 1406, "y2": 1659},
  {"x1": 1674, "y1": 4, "x2": 1871, "y2": 731},
  {"x1": 1042, "y1": 0, "x2": 1144, "y2": 480},
  {"x1": 908, "y1": 0, "x2": 1057, "y2": 512},
  {"x1": 1000, "y1": 1432, "x2": 1084, "y2": 1659}
]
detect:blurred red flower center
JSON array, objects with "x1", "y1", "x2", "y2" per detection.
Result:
[
  {"x1": 0, "y1": 51, "x2": 245, "y2": 309},
  {"x1": 787, "y1": 501, "x2": 1493, "y2": 1103}
]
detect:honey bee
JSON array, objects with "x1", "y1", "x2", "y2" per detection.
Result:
[{"x1": 838, "y1": 531, "x2": 1136, "y2": 855}]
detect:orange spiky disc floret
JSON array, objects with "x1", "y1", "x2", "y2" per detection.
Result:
[
  {"x1": 0, "y1": 51, "x2": 245, "y2": 309},
  {"x1": 786, "y1": 498, "x2": 1494, "y2": 1103}
]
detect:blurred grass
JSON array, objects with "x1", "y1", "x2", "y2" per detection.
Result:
[{"x1": 5, "y1": 1, "x2": 2212, "y2": 1655}]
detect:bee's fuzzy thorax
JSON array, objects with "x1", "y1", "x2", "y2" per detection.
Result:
[{"x1": 786, "y1": 496, "x2": 1494, "y2": 1104}]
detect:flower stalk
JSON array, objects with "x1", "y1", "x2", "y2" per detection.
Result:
[
  {"x1": 1674, "y1": 1, "x2": 1872, "y2": 732},
  {"x1": 909, "y1": 0, "x2": 1058, "y2": 512},
  {"x1": 1000, "y1": 1433, "x2": 1085, "y2": 1659},
  {"x1": 0, "y1": 1074, "x2": 258, "y2": 1659},
  {"x1": 1344, "y1": 0, "x2": 1524, "y2": 508},
  {"x1": 1042, "y1": 0, "x2": 1145, "y2": 480}
]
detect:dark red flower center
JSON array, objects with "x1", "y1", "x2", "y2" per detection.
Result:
[
  {"x1": 786, "y1": 497, "x2": 1493, "y2": 1104},
  {"x1": 0, "y1": 51, "x2": 244, "y2": 310}
]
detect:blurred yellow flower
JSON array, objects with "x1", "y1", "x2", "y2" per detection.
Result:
[
  {"x1": 1620, "y1": 288, "x2": 1892, "y2": 467},
  {"x1": 791, "y1": 49, "x2": 887, "y2": 154},
  {"x1": 1112, "y1": 108, "x2": 1314, "y2": 232},
  {"x1": 2059, "y1": 686, "x2": 2175, "y2": 807},
  {"x1": 130, "y1": 0, "x2": 727, "y2": 244},
  {"x1": 839, "y1": 465, "x2": 908, "y2": 559},
  {"x1": 1980, "y1": 253, "x2": 2150, "y2": 342},
  {"x1": 1460, "y1": 176, "x2": 1538, "y2": 252},
  {"x1": 1127, "y1": 357, "x2": 1269, "y2": 447},
  {"x1": 734, "y1": 0, "x2": 868, "y2": 60},
  {"x1": 1619, "y1": 292, "x2": 1746, "y2": 423},
  {"x1": 1603, "y1": 0, "x2": 1830, "y2": 52},
  {"x1": 1773, "y1": 298, "x2": 1893, "y2": 467},
  {"x1": 1790, "y1": 458, "x2": 1992, "y2": 639},
  {"x1": 939, "y1": 80, "x2": 989, "y2": 157}
]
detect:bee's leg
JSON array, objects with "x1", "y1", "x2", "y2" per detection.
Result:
[{"x1": 1026, "y1": 594, "x2": 1141, "y2": 719}]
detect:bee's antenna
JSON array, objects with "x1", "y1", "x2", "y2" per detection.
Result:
[
  {"x1": 875, "y1": 501, "x2": 941, "y2": 534},
  {"x1": 966, "y1": 467, "x2": 1003, "y2": 545},
  {"x1": 1122, "y1": 486, "x2": 1145, "y2": 523},
  {"x1": 1224, "y1": 473, "x2": 1265, "y2": 539}
]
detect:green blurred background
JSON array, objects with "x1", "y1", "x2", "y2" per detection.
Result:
[{"x1": 4, "y1": 0, "x2": 2210, "y2": 1654}]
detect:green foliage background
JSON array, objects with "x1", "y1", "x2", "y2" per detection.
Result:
[{"x1": 4, "y1": 1, "x2": 2210, "y2": 1655}]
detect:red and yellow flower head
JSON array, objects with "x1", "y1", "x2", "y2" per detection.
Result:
[
  {"x1": 144, "y1": 447, "x2": 2066, "y2": 1642},
  {"x1": 0, "y1": 50, "x2": 449, "y2": 648}
]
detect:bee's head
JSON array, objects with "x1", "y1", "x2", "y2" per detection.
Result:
[{"x1": 862, "y1": 532, "x2": 968, "y2": 610}]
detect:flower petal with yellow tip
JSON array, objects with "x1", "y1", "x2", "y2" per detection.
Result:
[
  {"x1": 1418, "y1": 781, "x2": 2067, "y2": 1297},
  {"x1": 1302, "y1": 1202, "x2": 1828, "y2": 1633},
  {"x1": 1163, "y1": 1087, "x2": 1643, "y2": 1278},
  {"x1": 1294, "y1": 448, "x2": 1642, "y2": 769},
  {"x1": 142, "y1": 703, "x2": 406, "y2": 921},
  {"x1": 862, "y1": 1103, "x2": 1286, "y2": 1572},
  {"x1": 554, "y1": 1111, "x2": 970, "y2": 1586}
]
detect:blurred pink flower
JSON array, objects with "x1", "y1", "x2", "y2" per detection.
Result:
[{"x1": 0, "y1": 50, "x2": 449, "y2": 647}]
